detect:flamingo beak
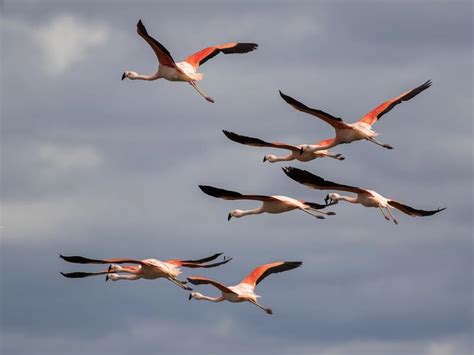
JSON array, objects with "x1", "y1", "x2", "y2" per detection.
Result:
[
  {"x1": 106, "y1": 265, "x2": 112, "y2": 282},
  {"x1": 121, "y1": 73, "x2": 126, "y2": 80},
  {"x1": 324, "y1": 195, "x2": 330, "y2": 205},
  {"x1": 263, "y1": 156, "x2": 267, "y2": 162},
  {"x1": 227, "y1": 213, "x2": 232, "y2": 221},
  {"x1": 188, "y1": 294, "x2": 192, "y2": 300}
]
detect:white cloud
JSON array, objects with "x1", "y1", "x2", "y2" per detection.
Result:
[
  {"x1": 38, "y1": 143, "x2": 103, "y2": 172},
  {"x1": 34, "y1": 15, "x2": 109, "y2": 75}
]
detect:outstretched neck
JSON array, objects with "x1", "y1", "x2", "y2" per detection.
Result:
[
  {"x1": 240, "y1": 207, "x2": 264, "y2": 217},
  {"x1": 338, "y1": 195, "x2": 358, "y2": 204},
  {"x1": 267, "y1": 154, "x2": 294, "y2": 163},
  {"x1": 198, "y1": 294, "x2": 225, "y2": 302},
  {"x1": 132, "y1": 72, "x2": 160, "y2": 81}
]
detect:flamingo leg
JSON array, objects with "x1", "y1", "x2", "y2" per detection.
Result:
[
  {"x1": 310, "y1": 208, "x2": 336, "y2": 216},
  {"x1": 301, "y1": 208, "x2": 326, "y2": 219},
  {"x1": 378, "y1": 207, "x2": 390, "y2": 221},
  {"x1": 385, "y1": 207, "x2": 399, "y2": 225},
  {"x1": 327, "y1": 153, "x2": 345, "y2": 161},
  {"x1": 189, "y1": 81, "x2": 214, "y2": 103},
  {"x1": 250, "y1": 300, "x2": 273, "y2": 315},
  {"x1": 366, "y1": 137, "x2": 393, "y2": 150},
  {"x1": 168, "y1": 277, "x2": 193, "y2": 291}
]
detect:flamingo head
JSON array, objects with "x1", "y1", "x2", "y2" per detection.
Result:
[
  {"x1": 263, "y1": 155, "x2": 277, "y2": 163},
  {"x1": 122, "y1": 71, "x2": 138, "y2": 80},
  {"x1": 228, "y1": 210, "x2": 244, "y2": 221},
  {"x1": 325, "y1": 193, "x2": 340, "y2": 205},
  {"x1": 189, "y1": 292, "x2": 204, "y2": 301}
]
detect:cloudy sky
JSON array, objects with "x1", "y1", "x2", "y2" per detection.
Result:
[{"x1": 1, "y1": 1, "x2": 472, "y2": 354}]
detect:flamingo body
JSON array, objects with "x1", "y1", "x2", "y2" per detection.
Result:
[
  {"x1": 283, "y1": 167, "x2": 445, "y2": 224},
  {"x1": 123, "y1": 20, "x2": 257, "y2": 102},
  {"x1": 60, "y1": 253, "x2": 232, "y2": 290},
  {"x1": 280, "y1": 80, "x2": 432, "y2": 151},
  {"x1": 188, "y1": 261, "x2": 303, "y2": 314}
]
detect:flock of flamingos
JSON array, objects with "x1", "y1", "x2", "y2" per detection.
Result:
[{"x1": 60, "y1": 20, "x2": 445, "y2": 315}]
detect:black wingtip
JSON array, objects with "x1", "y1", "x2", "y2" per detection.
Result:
[
  {"x1": 136, "y1": 19, "x2": 147, "y2": 34},
  {"x1": 284, "y1": 261, "x2": 303, "y2": 269}
]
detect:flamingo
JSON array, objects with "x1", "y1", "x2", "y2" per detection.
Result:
[
  {"x1": 282, "y1": 167, "x2": 445, "y2": 224},
  {"x1": 122, "y1": 20, "x2": 258, "y2": 103},
  {"x1": 60, "y1": 253, "x2": 231, "y2": 290},
  {"x1": 279, "y1": 80, "x2": 432, "y2": 152},
  {"x1": 198, "y1": 185, "x2": 335, "y2": 220},
  {"x1": 222, "y1": 130, "x2": 345, "y2": 163},
  {"x1": 188, "y1": 261, "x2": 302, "y2": 314}
]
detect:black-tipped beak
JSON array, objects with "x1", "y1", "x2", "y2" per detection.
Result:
[
  {"x1": 106, "y1": 265, "x2": 112, "y2": 282},
  {"x1": 121, "y1": 73, "x2": 126, "y2": 80},
  {"x1": 227, "y1": 213, "x2": 232, "y2": 221},
  {"x1": 188, "y1": 294, "x2": 192, "y2": 300},
  {"x1": 263, "y1": 156, "x2": 267, "y2": 162},
  {"x1": 324, "y1": 195, "x2": 330, "y2": 205}
]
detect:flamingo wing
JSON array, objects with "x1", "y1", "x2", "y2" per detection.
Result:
[
  {"x1": 359, "y1": 80, "x2": 432, "y2": 126},
  {"x1": 223, "y1": 130, "x2": 301, "y2": 152},
  {"x1": 60, "y1": 255, "x2": 147, "y2": 266},
  {"x1": 312, "y1": 137, "x2": 337, "y2": 148},
  {"x1": 240, "y1": 261, "x2": 302, "y2": 289},
  {"x1": 187, "y1": 276, "x2": 236, "y2": 294},
  {"x1": 60, "y1": 271, "x2": 109, "y2": 278},
  {"x1": 136, "y1": 20, "x2": 177, "y2": 68},
  {"x1": 282, "y1": 167, "x2": 367, "y2": 194},
  {"x1": 388, "y1": 200, "x2": 446, "y2": 217},
  {"x1": 166, "y1": 253, "x2": 233, "y2": 268},
  {"x1": 279, "y1": 91, "x2": 350, "y2": 130},
  {"x1": 184, "y1": 43, "x2": 258, "y2": 70},
  {"x1": 199, "y1": 185, "x2": 276, "y2": 202}
]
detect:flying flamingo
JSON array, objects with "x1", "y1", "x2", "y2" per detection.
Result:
[
  {"x1": 279, "y1": 80, "x2": 432, "y2": 152},
  {"x1": 223, "y1": 130, "x2": 345, "y2": 163},
  {"x1": 60, "y1": 253, "x2": 231, "y2": 290},
  {"x1": 198, "y1": 185, "x2": 335, "y2": 221},
  {"x1": 188, "y1": 261, "x2": 302, "y2": 314},
  {"x1": 122, "y1": 20, "x2": 258, "y2": 103},
  {"x1": 282, "y1": 167, "x2": 445, "y2": 225}
]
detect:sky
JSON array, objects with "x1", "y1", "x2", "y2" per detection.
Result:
[{"x1": 1, "y1": 1, "x2": 473, "y2": 354}]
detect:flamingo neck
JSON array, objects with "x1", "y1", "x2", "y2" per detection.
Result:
[
  {"x1": 268, "y1": 154, "x2": 294, "y2": 162},
  {"x1": 240, "y1": 207, "x2": 264, "y2": 217},
  {"x1": 338, "y1": 195, "x2": 358, "y2": 204},
  {"x1": 133, "y1": 72, "x2": 160, "y2": 81},
  {"x1": 198, "y1": 294, "x2": 225, "y2": 302}
]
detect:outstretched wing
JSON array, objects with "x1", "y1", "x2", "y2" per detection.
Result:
[
  {"x1": 282, "y1": 167, "x2": 367, "y2": 194},
  {"x1": 199, "y1": 185, "x2": 276, "y2": 202},
  {"x1": 359, "y1": 80, "x2": 432, "y2": 126},
  {"x1": 60, "y1": 271, "x2": 109, "y2": 278},
  {"x1": 166, "y1": 253, "x2": 233, "y2": 268},
  {"x1": 279, "y1": 91, "x2": 350, "y2": 130},
  {"x1": 184, "y1": 43, "x2": 258, "y2": 69},
  {"x1": 223, "y1": 130, "x2": 301, "y2": 152},
  {"x1": 136, "y1": 20, "x2": 177, "y2": 68},
  {"x1": 60, "y1": 255, "x2": 147, "y2": 266},
  {"x1": 388, "y1": 200, "x2": 446, "y2": 217},
  {"x1": 240, "y1": 261, "x2": 302, "y2": 289},
  {"x1": 187, "y1": 276, "x2": 236, "y2": 294}
]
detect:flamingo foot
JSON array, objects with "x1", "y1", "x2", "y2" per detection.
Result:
[
  {"x1": 383, "y1": 144, "x2": 393, "y2": 149},
  {"x1": 205, "y1": 96, "x2": 215, "y2": 103}
]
